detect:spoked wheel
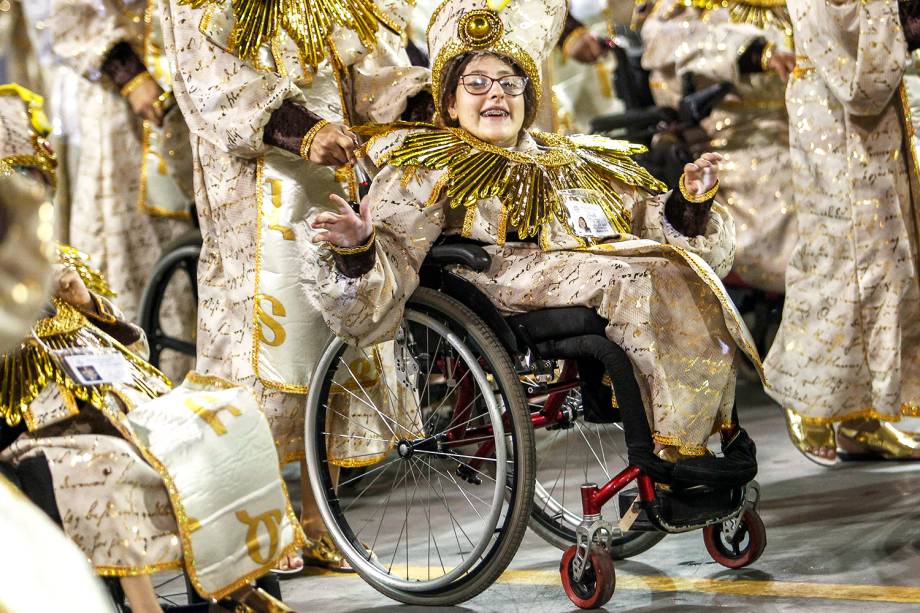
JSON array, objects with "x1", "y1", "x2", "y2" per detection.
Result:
[
  {"x1": 703, "y1": 508, "x2": 767, "y2": 569},
  {"x1": 560, "y1": 545, "x2": 616, "y2": 609},
  {"x1": 138, "y1": 229, "x2": 201, "y2": 370},
  {"x1": 529, "y1": 386, "x2": 664, "y2": 558},
  {"x1": 306, "y1": 287, "x2": 534, "y2": 606}
]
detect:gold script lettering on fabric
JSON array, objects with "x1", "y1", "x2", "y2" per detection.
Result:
[
  {"x1": 256, "y1": 294, "x2": 288, "y2": 347},
  {"x1": 236, "y1": 509, "x2": 283, "y2": 564},
  {"x1": 183, "y1": 396, "x2": 243, "y2": 435}
]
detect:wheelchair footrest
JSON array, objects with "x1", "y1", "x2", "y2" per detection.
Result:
[
  {"x1": 617, "y1": 488, "x2": 657, "y2": 532},
  {"x1": 651, "y1": 485, "x2": 744, "y2": 529}
]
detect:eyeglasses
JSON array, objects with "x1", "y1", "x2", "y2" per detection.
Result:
[{"x1": 458, "y1": 73, "x2": 529, "y2": 96}]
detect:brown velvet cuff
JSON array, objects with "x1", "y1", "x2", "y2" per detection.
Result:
[
  {"x1": 558, "y1": 14, "x2": 585, "y2": 49},
  {"x1": 664, "y1": 190, "x2": 713, "y2": 237},
  {"x1": 263, "y1": 100, "x2": 326, "y2": 155},
  {"x1": 79, "y1": 296, "x2": 142, "y2": 346},
  {"x1": 100, "y1": 42, "x2": 148, "y2": 88},
  {"x1": 332, "y1": 250, "x2": 376, "y2": 278},
  {"x1": 738, "y1": 37, "x2": 768, "y2": 74}
]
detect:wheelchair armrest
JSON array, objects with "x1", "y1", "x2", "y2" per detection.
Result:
[{"x1": 423, "y1": 244, "x2": 491, "y2": 272}]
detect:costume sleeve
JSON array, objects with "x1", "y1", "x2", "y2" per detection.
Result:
[
  {"x1": 160, "y1": 0, "x2": 306, "y2": 158},
  {"x1": 806, "y1": 0, "x2": 907, "y2": 116},
  {"x1": 50, "y1": 0, "x2": 133, "y2": 78},
  {"x1": 640, "y1": 0, "x2": 764, "y2": 87},
  {"x1": 629, "y1": 188, "x2": 737, "y2": 277},
  {"x1": 298, "y1": 164, "x2": 446, "y2": 347}
]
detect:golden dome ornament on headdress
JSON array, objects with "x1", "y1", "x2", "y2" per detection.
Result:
[{"x1": 427, "y1": 0, "x2": 568, "y2": 120}]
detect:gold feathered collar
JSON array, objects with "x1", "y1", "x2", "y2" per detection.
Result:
[
  {"x1": 179, "y1": 0, "x2": 402, "y2": 68},
  {"x1": 357, "y1": 124, "x2": 666, "y2": 239},
  {"x1": 0, "y1": 300, "x2": 171, "y2": 429},
  {"x1": 689, "y1": 0, "x2": 791, "y2": 33}
]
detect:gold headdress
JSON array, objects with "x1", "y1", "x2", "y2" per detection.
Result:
[
  {"x1": 179, "y1": 0, "x2": 404, "y2": 69},
  {"x1": 427, "y1": 0, "x2": 567, "y2": 119},
  {"x1": 690, "y1": 0, "x2": 791, "y2": 37}
]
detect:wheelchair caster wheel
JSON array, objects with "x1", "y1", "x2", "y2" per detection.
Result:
[
  {"x1": 560, "y1": 545, "x2": 616, "y2": 609},
  {"x1": 703, "y1": 508, "x2": 767, "y2": 569}
]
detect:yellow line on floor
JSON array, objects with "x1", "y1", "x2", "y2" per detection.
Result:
[
  {"x1": 306, "y1": 565, "x2": 920, "y2": 603},
  {"x1": 496, "y1": 569, "x2": 920, "y2": 604}
]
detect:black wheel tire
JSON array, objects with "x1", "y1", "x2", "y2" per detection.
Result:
[
  {"x1": 138, "y1": 229, "x2": 201, "y2": 368},
  {"x1": 306, "y1": 287, "x2": 535, "y2": 606},
  {"x1": 560, "y1": 545, "x2": 616, "y2": 609},
  {"x1": 703, "y1": 508, "x2": 767, "y2": 569}
]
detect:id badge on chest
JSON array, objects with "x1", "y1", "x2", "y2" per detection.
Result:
[
  {"x1": 560, "y1": 188, "x2": 616, "y2": 239},
  {"x1": 52, "y1": 348, "x2": 133, "y2": 386}
]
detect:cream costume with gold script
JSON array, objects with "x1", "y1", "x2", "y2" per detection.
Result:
[
  {"x1": 764, "y1": 0, "x2": 920, "y2": 423},
  {"x1": 0, "y1": 283, "x2": 303, "y2": 597},
  {"x1": 304, "y1": 0, "x2": 762, "y2": 455},
  {"x1": 160, "y1": 0, "x2": 427, "y2": 463},
  {"x1": 641, "y1": 0, "x2": 796, "y2": 292},
  {"x1": 49, "y1": 0, "x2": 193, "y2": 370}
]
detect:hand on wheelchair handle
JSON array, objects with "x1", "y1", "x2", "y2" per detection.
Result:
[{"x1": 311, "y1": 193, "x2": 374, "y2": 248}]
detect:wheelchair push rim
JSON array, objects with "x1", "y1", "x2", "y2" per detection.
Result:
[{"x1": 306, "y1": 308, "x2": 512, "y2": 594}]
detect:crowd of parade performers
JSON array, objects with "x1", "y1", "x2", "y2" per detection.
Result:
[{"x1": 0, "y1": 0, "x2": 918, "y2": 610}]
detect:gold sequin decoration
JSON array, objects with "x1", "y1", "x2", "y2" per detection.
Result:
[
  {"x1": 357, "y1": 123, "x2": 666, "y2": 239},
  {"x1": 179, "y1": 0, "x2": 402, "y2": 69},
  {"x1": 690, "y1": 0, "x2": 792, "y2": 34}
]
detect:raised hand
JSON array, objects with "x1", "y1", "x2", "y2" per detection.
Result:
[
  {"x1": 126, "y1": 77, "x2": 166, "y2": 127},
  {"x1": 55, "y1": 268, "x2": 94, "y2": 311},
  {"x1": 311, "y1": 194, "x2": 373, "y2": 248},
  {"x1": 682, "y1": 152, "x2": 723, "y2": 197}
]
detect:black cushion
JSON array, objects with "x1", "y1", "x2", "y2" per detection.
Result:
[{"x1": 507, "y1": 307, "x2": 607, "y2": 343}]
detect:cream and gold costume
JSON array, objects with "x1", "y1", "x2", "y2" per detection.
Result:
[
  {"x1": 0, "y1": 84, "x2": 55, "y2": 350},
  {"x1": 641, "y1": 0, "x2": 796, "y2": 292},
  {"x1": 304, "y1": 0, "x2": 762, "y2": 456},
  {"x1": 764, "y1": 0, "x2": 920, "y2": 424},
  {"x1": 160, "y1": 0, "x2": 428, "y2": 464},
  {"x1": 49, "y1": 0, "x2": 194, "y2": 370},
  {"x1": 0, "y1": 253, "x2": 304, "y2": 597}
]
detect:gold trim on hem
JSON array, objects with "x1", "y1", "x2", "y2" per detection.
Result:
[
  {"x1": 652, "y1": 432, "x2": 708, "y2": 457},
  {"x1": 785, "y1": 406, "x2": 910, "y2": 426},
  {"x1": 95, "y1": 560, "x2": 184, "y2": 578}
]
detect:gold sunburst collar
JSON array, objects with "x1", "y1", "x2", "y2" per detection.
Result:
[
  {"x1": 357, "y1": 124, "x2": 666, "y2": 239},
  {"x1": 180, "y1": 0, "x2": 402, "y2": 68},
  {"x1": 689, "y1": 0, "x2": 791, "y2": 34}
]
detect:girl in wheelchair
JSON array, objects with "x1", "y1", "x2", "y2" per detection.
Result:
[{"x1": 305, "y1": 0, "x2": 761, "y2": 464}]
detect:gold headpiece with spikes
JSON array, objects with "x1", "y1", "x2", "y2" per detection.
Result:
[
  {"x1": 357, "y1": 123, "x2": 667, "y2": 240},
  {"x1": 426, "y1": 0, "x2": 567, "y2": 120},
  {"x1": 179, "y1": 0, "x2": 403, "y2": 68},
  {"x1": 689, "y1": 0, "x2": 791, "y2": 36},
  {"x1": 0, "y1": 84, "x2": 57, "y2": 185}
]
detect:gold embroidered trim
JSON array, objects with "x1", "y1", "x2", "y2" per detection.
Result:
[
  {"x1": 137, "y1": 123, "x2": 193, "y2": 220},
  {"x1": 95, "y1": 560, "x2": 184, "y2": 577},
  {"x1": 299, "y1": 120, "x2": 330, "y2": 160},
  {"x1": 679, "y1": 174, "x2": 719, "y2": 203},
  {"x1": 760, "y1": 41, "x2": 775, "y2": 73},
  {"x1": 787, "y1": 405, "x2": 920, "y2": 425},
  {"x1": 179, "y1": 0, "x2": 401, "y2": 69},
  {"x1": 328, "y1": 228, "x2": 376, "y2": 254},
  {"x1": 365, "y1": 124, "x2": 665, "y2": 239},
  {"x1": 652, "y1": 432, "x2": 708, "y2": 456},
  {"x1": 120, "y1": 72, "x2": 154, "y2": 98}
]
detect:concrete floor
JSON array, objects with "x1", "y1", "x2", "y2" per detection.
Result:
[{"x1": 276, "y1": 380, "x2": 920, "y2": 611}]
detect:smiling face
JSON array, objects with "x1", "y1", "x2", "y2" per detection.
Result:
[{"x1": 446, "y1": 54, "x2": 527, "y2": 148}]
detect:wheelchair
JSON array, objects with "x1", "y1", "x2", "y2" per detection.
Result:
[{"x1": 304, "y1": 241, "x2": 766, "y2": 609}]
